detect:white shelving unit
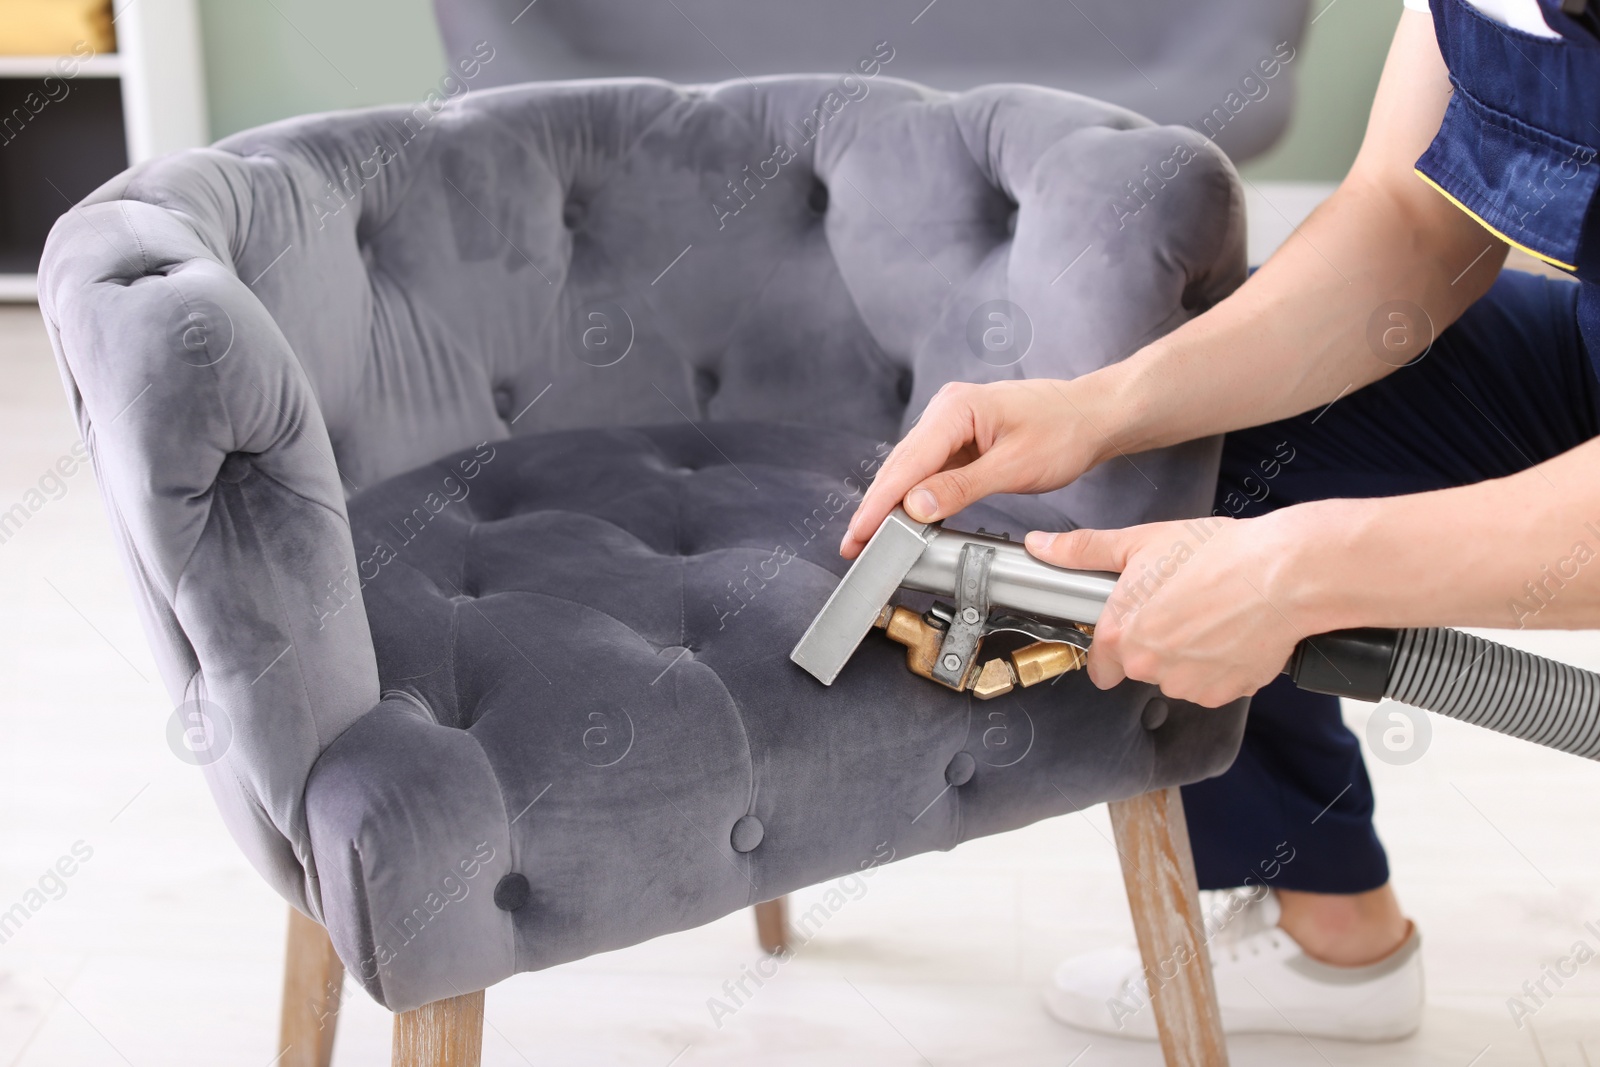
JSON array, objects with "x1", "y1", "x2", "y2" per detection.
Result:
[
  {"x1": 0, "y1": 53, "x2": 123, "y2": 78},
  {"x1": 0, "y1": 275, "x2": 39, "y2": 302},
  {"x1": 0, "y1": 0, "x2": 207, "y2": 301}
]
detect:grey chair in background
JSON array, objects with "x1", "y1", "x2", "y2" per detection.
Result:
[
  {"x1": 434, "y1": 0, "x2": 1312, "y2": 163},
  {"x1": 43, "y1": 72, "x2": 1250, "y2": 1066}
]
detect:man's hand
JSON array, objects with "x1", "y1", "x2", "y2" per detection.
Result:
[
  {"x1": 840, "y1": 379, "x2": 1109, "y2": 559},
  {"x1": 1024, "y1": 514, "x2": 1306, "y2": 707}
]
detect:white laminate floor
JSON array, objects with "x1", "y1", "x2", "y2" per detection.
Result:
[{"x1": 2, "y1": 293, "x2": 1598, "y2": 1065}]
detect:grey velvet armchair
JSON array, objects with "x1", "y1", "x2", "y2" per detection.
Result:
[{"x1": 41, "y1": 72, "x2": 1250, "y2": 1065}]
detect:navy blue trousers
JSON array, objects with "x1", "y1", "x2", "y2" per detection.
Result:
[{"x1": 1181, "y1": 270, "x2": 1599, "y2": 893}]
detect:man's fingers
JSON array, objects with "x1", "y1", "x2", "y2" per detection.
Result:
[
  {"x1": 1084, "y1": 640, "x2": 1126, "y2": 691},
  {"x1": 903, "y1": 451, "x2": 1014, "y2": 524},
  {"x1": 841, "y1": 388, "x2": 976, "y2": 557},
  {"x1": 1023, "y1": 526, "x2": 1137, "y2": 573}
]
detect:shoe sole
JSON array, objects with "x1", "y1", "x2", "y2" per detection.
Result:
[{"x1": 1044, "y1": 994, "x2": 1423, "y2": 1044}]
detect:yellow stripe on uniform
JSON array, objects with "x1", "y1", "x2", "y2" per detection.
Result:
[{"x1": 1413, "y1": 168, "x2": 1578, "y2": 273}]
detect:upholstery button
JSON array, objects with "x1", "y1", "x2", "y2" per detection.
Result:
[
  {"x1": 693, "y1": 367, "x2": 719, "y2": 406},
  {"x1": 493, "y1": 873, "x2": 530, "y2": 912},
  {"x1": 492, "y1": 385, "x2": 513, "y2": 420},
  {"x1": 1005, "y1": 206, "x2": 1019, "y2": 236},
  {"x1": 562, "y1": 199, "x2": 586, "y2": 230},
  {"x1": 807, "y1": 180, "x2": 829, "y2": 215},
  {"x1": 1142, "y1": 699, "x2": 1170, "y2": 730},
  {"x1": 730, "y1": 814, "x2": 764, "y2": 853},
  {"x1": 217, "y1": 452, "x2": 252, "y2": 483},
  {"x1": 945, "y1": 751, "x2": 976, "y2": 787}
]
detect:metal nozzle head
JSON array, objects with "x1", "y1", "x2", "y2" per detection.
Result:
[{"x1": 789, "y1": 508, "x2": 935, "y2": 685}]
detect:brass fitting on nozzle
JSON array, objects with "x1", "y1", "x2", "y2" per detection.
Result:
[
  {"x1": 877, "y1": 605, "x2": 966, "y2": 689},
  {"x1": 874, "y1": 605, "x2": 1088, "y2": 699},
  {"x1": 968, "y1": 640, "x2": 1087, "y2": 699}
]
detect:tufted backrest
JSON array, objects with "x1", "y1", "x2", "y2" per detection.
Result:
[
  {"x1": 435, "y1": 0, "x2": 1312, "y2": 161},
  {"x1": 40, "y1": 76, "x2": 1245, "y2": 912}
]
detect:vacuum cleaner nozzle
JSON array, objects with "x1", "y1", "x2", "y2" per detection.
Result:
[{"x1": 792, "y1": 509, "x2": 1600, "y2": 761}]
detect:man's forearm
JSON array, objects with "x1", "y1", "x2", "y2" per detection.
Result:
[
  {"x1": 1075, "y1": 10, "x2": 1507, "y2": 463},
  {"x1": 1085, "y1": 171, "x2": 1505, "y2": 461},
  {"x1": 1272, "y1": 438, "x2": 1600, "y2": 634}
]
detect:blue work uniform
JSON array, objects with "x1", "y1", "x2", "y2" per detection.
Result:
[{"x1": 1183, "y1": 0, "x2": 1600, "y2": 893}]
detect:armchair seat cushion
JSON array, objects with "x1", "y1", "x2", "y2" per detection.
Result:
[{"x1": 307, "y1": 420, "x2": 1245, "y2": 1010}]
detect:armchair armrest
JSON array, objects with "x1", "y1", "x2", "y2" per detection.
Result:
[{"x1": 40, "y1": 183, "x2": 377, "y2": 917}]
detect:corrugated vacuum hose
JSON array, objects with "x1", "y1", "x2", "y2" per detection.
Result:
[{"x1": 1289, "y1": 626, "x2": 1600, "y2": 761}]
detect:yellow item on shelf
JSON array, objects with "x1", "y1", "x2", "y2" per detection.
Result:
[{"x1": 0, "y1": 0, "x2": 116, "y2": 57}]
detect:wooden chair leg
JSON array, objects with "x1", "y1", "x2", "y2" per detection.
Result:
[
  {"x1": 1108, "y1": 787, "x2": 1229, "y2": 1067},
  {"x1": 753, "y1": 896, "x2": 790, "y2": 954},
  {"x1": 278, "y1": 906, "x2": 344, "y2": 1067},
  {"x1": 393, "y1": 990, "x2": 485, "y2": 1067}
]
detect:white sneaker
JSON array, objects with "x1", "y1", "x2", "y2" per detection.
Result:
[{"x1": 1043, "y1": 888, "x2": 1424, "y2": 1042}]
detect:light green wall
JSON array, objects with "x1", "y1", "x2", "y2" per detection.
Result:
[
  {"x1": 198, "y1": 0, "x2": 1403, "y2": 181},
  {"x1": 198, "y1": 0, "x2": 447, "y2": 138},
  {"x1": 1240, "y1": 0, "x2": 1405, "y2": 181}
]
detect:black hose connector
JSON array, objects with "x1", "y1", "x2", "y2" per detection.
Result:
[
  {"x1": 1287, "y1": 627, "x2": 1400, "y2": 702},
  {"x1": 1387, "y1": 627, "x2": 1600, "y2": 761}
]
